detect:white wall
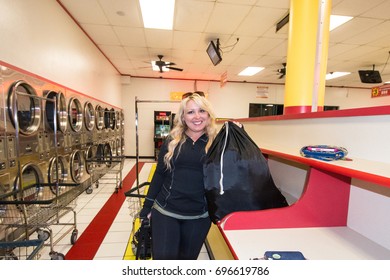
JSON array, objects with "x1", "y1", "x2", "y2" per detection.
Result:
[
  {"x1": 0, "y1": 0, "x2": 121, "y2": 107},
  {"x1": 324, "y1": 87, "x2": 390, "y2": 109},
  {"x1": 122, "y1": 77, "x2": 390, "y2": 157}
]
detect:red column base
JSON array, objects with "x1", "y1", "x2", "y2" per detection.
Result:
[{"x1": 284, "y1": 105, "x2": 324, "y2": 114}]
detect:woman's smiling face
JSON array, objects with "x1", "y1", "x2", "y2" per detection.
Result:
[{"x1": 183, "y1": 99, "x2": 210, "y2": 136}]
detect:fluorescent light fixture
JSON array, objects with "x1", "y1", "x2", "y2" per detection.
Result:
[
  {"x1": 326, "y1": 72, "x2": 350, "y2": 80},
  {"x1": 330, "y1": 15, "x2": 353, "y2": 31},
  {"x1": 151, "y1": 60, "x2": 169, "y2": 72},
  {"x1": 139, "y1": 0, "x2": 175, "y2": 30},
  {"x1": 238, "y1": 67, "x2": 264, "y2": 76}
]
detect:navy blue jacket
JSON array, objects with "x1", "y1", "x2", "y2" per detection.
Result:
[{"x1": 142, "y1": 134, "x2": 209, "y2": 217}]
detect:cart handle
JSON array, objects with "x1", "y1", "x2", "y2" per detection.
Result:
[{"x1": 124, "y1": 182, "x2": 150, "y2": 198}]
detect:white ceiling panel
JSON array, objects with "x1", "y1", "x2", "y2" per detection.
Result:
[
  {"x1": 99, "y1": 0, "x2": 143, "y2": 27},
  {"x1": 60, "y1": 0, "x2": 109, "y2": 24},
  {"x1": 114, "y1": 26, "x2": 146, "y2": 47},
  {"x1": 58, "y1": 0, "x2": 390, "y2": 87},
  {"x1": 81, "y1": 24, "x2": 121, "y2": 45},
  {"x1": 204, "y1": 3, "x2": 252, "y2": 34}
]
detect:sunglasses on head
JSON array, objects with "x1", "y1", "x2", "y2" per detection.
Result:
[{"x1": 182, "y1": 91, "x2": 205, "y2": 99}]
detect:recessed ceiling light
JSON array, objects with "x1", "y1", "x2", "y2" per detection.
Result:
[
  {"x1": 139, "y1": 0, "x2": 175, "y2": 30},
  {"x1": 238, "y1": 67, "x2": 264, "y2": 76},
  {"x1": 330, "y1": 15, "x2": 353, "y2": 31},
  {"x1": 326, "y1": 72, "x2": 351, "y2": 80}
]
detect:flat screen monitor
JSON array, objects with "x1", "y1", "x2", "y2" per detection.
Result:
[
  {"x1": 206, "y1": 41, "x2": 222, "y2": 66},
  {"x1": 358, "y1": 70, "x2": 382, "y2": 83}
]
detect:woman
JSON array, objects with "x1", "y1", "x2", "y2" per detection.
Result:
[{"x1": 139, "y1": 91, "x2": 218, "y2": 260}]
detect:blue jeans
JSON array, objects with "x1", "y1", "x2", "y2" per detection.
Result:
[{"x1": 150, "y1": 208, "x2": 211, "y2": 260}]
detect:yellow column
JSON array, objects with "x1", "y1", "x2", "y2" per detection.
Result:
[{"x1": 284, "y1": 0, "x2": 332, "y2": 114}]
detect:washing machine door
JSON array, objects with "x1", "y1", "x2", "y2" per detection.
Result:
[
  {"x1": 68, "y1": 98, "x2": 83, "y2": 132},
  {"x1": 103, "y1": 143, "x2": 112, "y2": 168},
  {"x1": 104, "y1": 108, "x2": 115, "y2": 130},
  {"x1": 85, "y1": 145, "x2": 97, "y2": 174},
  {"x1": 120, "y1": 136, "x2": 124, "y2": 156},
  {"x1": 115, "y1": 111, "x2": 120, "y2": 130},
  {"x1": 13, "y1": 163, "x2": 44, "y2": 203},
  {"x1": 7, "y1": 80, "x2": 41, "y2": 135},
  {"x1": 121, "y1": 111, "x2": 125, "y2": 128},
  {"x1": 48, "y1": 156, "x2": 68, "y2": 194},
  {"x1": 70, "y1": 150, "x2": 84, "y2": 183},
  {"x1": 95, "y1": 105, "x2": 104, "y2": 131},
  {"x1": 45, "y1": 91, "x2": 68, "y2": 133},
  {"x1": 95, "y1": 143, "x2": 112, "y2": 168},
  {"x1": 116, "y1": 138, "x2": 121, "y2": 156},
  {"x1": 84, "y1": 102, "x2": 95, "y2": 131}
]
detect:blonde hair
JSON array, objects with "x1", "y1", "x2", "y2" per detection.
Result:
[{"x1": 164, "y1": 93, "x2": 217, "y2": 170}]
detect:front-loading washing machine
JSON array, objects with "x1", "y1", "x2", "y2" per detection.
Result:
[
  {"x1": 6, "y1": 159, "x2": 46, "y2": 240},
  {"x1": 5, "y1": 79, "x2": 42, "y2": 159},
  {"x1": 68, "y1": 149, "x2": 86, "y2": 185},
  {"x1": 0, "y1": 68, "x2": 5, "y2": 168},
  {"x1": 83, "y1": 101, "x2": 95, "y2": 146},
  {"x1": 104, "y1": 107, "x2": 117, "y2": 142},
  {"x1": 43, "y1": 89, "x2": 68, "y2": 157},
  {"x1": 46, "y1": 155, "x2": 69, "y2": 196},
  {"x1": 66, "y1": 95, "x2": 83, "y2": 149},
  {"x1": 94, "y1": 104, "x2": 105, "y2": 143}
]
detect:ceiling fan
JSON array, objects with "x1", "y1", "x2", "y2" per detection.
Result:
[
  {"x1": 276, "y1": 63, "x2": 287, "y2": 79},
  {"x1": 153, "y1": 55, "x2": 183, "y2": 73}
]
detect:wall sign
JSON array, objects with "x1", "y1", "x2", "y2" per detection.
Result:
[{"x1": 371, "y1": 84, "x2": 390, "y2": 98}]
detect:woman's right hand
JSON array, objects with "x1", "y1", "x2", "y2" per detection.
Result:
[{"x1": 139, "y1": 206, "x2": 151, "y2": 220}]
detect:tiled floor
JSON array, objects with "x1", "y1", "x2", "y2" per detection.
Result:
[{"x1": 37, "y1": 159, "x2": 210, "y2": 260}]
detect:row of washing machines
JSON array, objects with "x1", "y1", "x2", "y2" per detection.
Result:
[{"x1": 0, "y1": 64, "x2": 125, "y2": 204}]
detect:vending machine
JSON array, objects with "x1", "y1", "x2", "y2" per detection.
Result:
[{"x1": 153, "y1": 111, "x2": 172, "y2": 160}]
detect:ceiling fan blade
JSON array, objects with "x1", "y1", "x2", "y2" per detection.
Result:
[{"x1": 166, "y1": 66, "x2": 183, "y2": 71}]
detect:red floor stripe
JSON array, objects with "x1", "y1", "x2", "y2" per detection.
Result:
[{"x1": 65, "y1": 162, "x2": 145, "y2": 260}]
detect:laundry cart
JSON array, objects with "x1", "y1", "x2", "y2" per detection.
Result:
[
  {"x1": 123, "y1": 164, "x2": 156, "y2": 260},
  {"x1": 0, "y1": 239, "x2": 44, "y2": 260},
  {"x1": 124, "y1": 181, "x2": 152, "y2": 260},
  {"x1": 91, "y1": 143, "x2": 126, "y2": 193},
  {"x1": 0, "y1": 181, "x2": 81, "y2": 260}
]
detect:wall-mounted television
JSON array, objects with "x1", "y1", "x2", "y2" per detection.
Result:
[
  {"x1": 206, "y1": 40, "x2": 222, "y2": 66},
  {"x1": 358, "y1": 70, "x2": 382, "y2": 83}
]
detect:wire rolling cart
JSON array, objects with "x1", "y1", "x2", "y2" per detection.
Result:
[
  {"x1": 124, "y1": 181, "x2": 152, "y2": 260},
  {"x1": 0, "y1": 181, "x2": 82, "y2": 260},
  {"x1": 0, "y1": 239, "x2": 44, "y2": 260},
  {"x1": 89, "y1": 153, "x2": 126, "y2": 194}
]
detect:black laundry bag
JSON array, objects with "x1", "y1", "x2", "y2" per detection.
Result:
[{"x1": 203, "y1": 121, "x2": 288, "y2": 224}]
